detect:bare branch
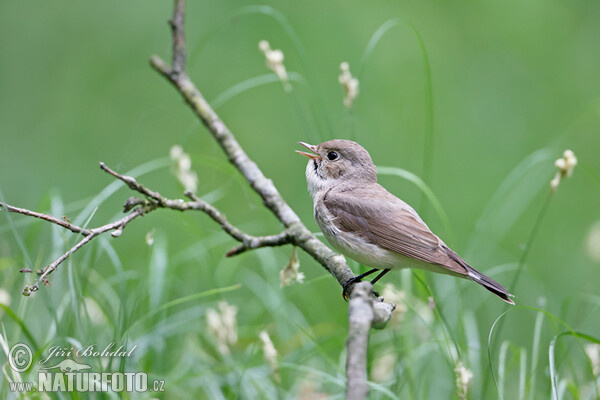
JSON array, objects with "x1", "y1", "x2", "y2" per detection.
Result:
[
  {"x1": 100, "y1": 162, "x2": 166, "y2": 205},
  {"x1": 0, "y1": 202, "x2": 91, "y2": 236},
  {"x1": 346, "y1": 282, "x2": 374, "y2": 400},
  {"x1": 99, "y1": 163, "x2": 294, "y2": 253},
  {"x1": 225, "y1": 231, "x2": 291, "y2": 257},
  {"x1": 170, "y1": 0, "x2": 186, "y2": 74},
  {"x1": 23, "y1": 204, "x2": 155, "y2": 295},
  {"x1": 372, "y1": 300, "x2": 396, "y2": 330}
]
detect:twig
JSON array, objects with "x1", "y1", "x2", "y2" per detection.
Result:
[
  {"x1": 0, "y1": 202, "x2": 91, "y2": 236},
  {"x1": 225, "y1": 231, "x2": 291, "y2": 257},
  {"x1": 170, "y1": 0, "x2": 186, "y2": 74},
  {"x1": 23, "y1": 204, "x2": 155, "y2": 295},
  {"x1": 99, "y1": 162, "x2": 294, "y2": 254},
  {"x1": 100, "y1": 162, "x2": 166, "y2": 205}
]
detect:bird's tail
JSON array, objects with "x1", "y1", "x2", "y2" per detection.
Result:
[{"x1": 466, "y1": 266, "x2": 515, "y2": 305}]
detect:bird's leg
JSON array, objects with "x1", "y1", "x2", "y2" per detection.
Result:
[
  {"x1": 369, "y1": 268, "x2": 391, "y2": 297},
  {"x1": 353, "y1": 268, "x2": 379, "y2": 282},
  {"x1": 370, "y1": 269, "x2": 390, "y2": 285},
  {"x1": 342, "y1": 268, "x2": 379, "y2": 300}
]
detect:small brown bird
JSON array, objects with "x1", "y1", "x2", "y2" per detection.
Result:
[{"x1": 297, "y1": 139, "x2": 514, "y2": 304}]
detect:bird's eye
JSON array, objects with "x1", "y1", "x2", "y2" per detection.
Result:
[{"x1": 327, "y1": 151, "x2": 338, "y2": 161}]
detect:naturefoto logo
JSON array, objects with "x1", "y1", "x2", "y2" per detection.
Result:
[
  {"x1": 7, "y1": 342, "x2": 165, "y2": 394},
  {"x1": 41, "y1": 359, "x2": 92, "y2": 372}
]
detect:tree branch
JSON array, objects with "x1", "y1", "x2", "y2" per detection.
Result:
[
  {"x1": 100, "y1": 162, "x2": 294, "y2": 256},
  {"x1": 170, "y1": 0, "x2": 186, "y2": 74},
  {"x1": 346, "y1": 281, "x2": 374, "y2": 400},
  {"x1": 24, "y1": 204, "x2": 154, "y2": 295},
  {"x1": 0, "y1": 202, "x2": 91, "y2": 236}
]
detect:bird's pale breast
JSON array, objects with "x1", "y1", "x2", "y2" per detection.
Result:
[{"x1": 313, "y1": 195, "x2": 420, "y2": 270}]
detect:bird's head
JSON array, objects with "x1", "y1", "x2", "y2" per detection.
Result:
[{"x1": 296, "y1": 139, "x2": 377, "y2": 197}]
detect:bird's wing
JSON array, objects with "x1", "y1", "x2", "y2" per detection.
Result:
[{"x1": 323, "y1": 186, "x2": 468, "y2": 275}]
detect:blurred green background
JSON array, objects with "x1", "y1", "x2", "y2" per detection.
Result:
[{"x1": 1, "y1": 0, "x2": 600, "y2": 398}]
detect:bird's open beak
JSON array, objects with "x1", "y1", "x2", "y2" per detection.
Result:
[{"x1": 295, "y1": 142, "x2": 321, "y2": 160}]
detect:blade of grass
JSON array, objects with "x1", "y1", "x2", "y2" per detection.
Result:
[
  {"x1": 485, "y1": 193, "x2": 553, "y2": 397},
  {"x1": 73, "y1": 157, "x2": 171, "y2": 227},
  {"x1": 367, "y1": 381, "x2": 402, "y2": 400},
  {"x1": 464, "y1": 311, "x2": 482, "y2": 396},
  {"x1": 189, "y1": 5, "x2": 330, "y2": 140},
  {"x1": 152, "y1": 283, "x2": 242, "y2": 316},
  {"x1": 68, "y1": 256, "x2": 85, "y2": 338},
  {"x1": 511, "y1": 193, "x2": 553, "y2": 294},
  {"x1": 466, "y1": 148, "x2": 554, "y2": 260},
  {"x1": 49, "y1": 192, "x2": 67, "y2": 258},
  {"x1": 0, "y1": 304, "x2": 38, "y2": 350},
  {"x1": 148, "y1": 232, "x2": 168, "y2": 311},
  {"x1": 488, "y1": 306, "x2": 598, "y2": 400},
  {"x1": 0, "y1": 190, "x2": 33, "y2": 267},
  {"x1": 580, "y1": 161, "x2": 600, "y2": 189},
  {"x1": 529, "y1": 312, "x2": 544, "y2": 400},
  {"x1": 519, "y1": 347, "x2": 527, "y2": 400},
  {"x1": 190, "y1": 6, "x2": 309, "y2": 72},
  {"x1": 358, "y1": 19, "x2": 435, "y2": 218},
  {"x1": 279, "y1": 361, "x2": 345, "y2": 388},
  {"x1": 401, "y1": 268, "x2": 419, "y2": 400},
  {"x1": 212, "y1": 72, "x2": 305, "y2": 109},
  {"x1": 123, "y1": 283, "x2": 242, "y2": 338},
  {"x1": 498, "y1": 340, "x2": 510, "y2": 397},
  {"x1": 293, "y1": 321, "x2": 342, "y2": 373},
  {"x1": 98, "y1": 238, "x2": 127, "y2": 299},
  {"x1": 413, "y1": 272, "x2": 460, "y2": 365},
  {"x1": 481, "y1": 151, "x2": 558, "y2": 394},
  {"x1": 549, "y1": 331, "x2": 600, "y2": 400}
]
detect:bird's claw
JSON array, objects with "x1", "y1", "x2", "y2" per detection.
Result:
[
  {"x1": 342, "y1": 278, "x2": 355, "y2": 301},
  {"x1": 342, "y1": 277, "x2": 380, "y2": 301}
]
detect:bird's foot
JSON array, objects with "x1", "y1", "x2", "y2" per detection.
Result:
[
  {"x1": 342, "y1": 268, "x2": 391, "y2": 301},
  {"x1": 342, "y1": 272, "x2": 381, "y2": 301},
  {"x1": 342, "y1": 276, "x2": 360, "y2": 301}
]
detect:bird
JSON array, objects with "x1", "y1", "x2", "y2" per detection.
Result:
[{"x1": 296, "y1": 139, "x2": 514, "y2": 304}]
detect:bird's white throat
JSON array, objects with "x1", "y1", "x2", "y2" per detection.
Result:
[{"x1": 305, "y1": 159, "x2": 328, "y2": 200}]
